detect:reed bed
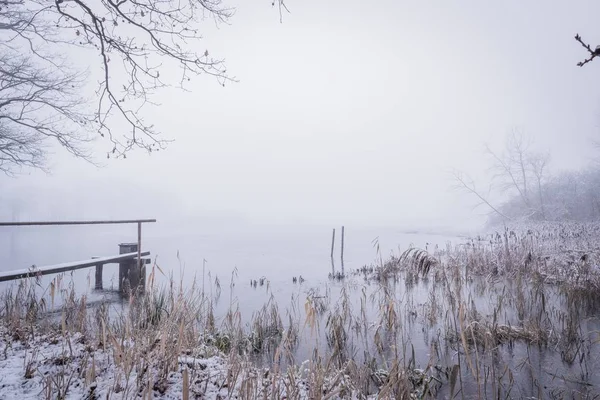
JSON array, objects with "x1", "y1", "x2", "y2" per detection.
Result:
[{"x1": 1, "y1": 222, "x2": 600, "y2": 398}]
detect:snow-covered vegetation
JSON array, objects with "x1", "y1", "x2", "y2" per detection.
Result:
[{"x1": 1, "y1": 221, "x2": 600, "y2": 398}]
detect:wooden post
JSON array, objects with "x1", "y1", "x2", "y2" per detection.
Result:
[
  {"x1": 119, "y1": 243, "x2": 138, "y2": 295},
  {"x1": 137, "y1": 222, "x2": 145, "y2": 291},
  {"x1": 340, "y1": 226, "x2": 345, "y2": 272},
  {"x1": 330, "y1": 228, "x2": 336, "y2": 258},
  {"x1": 330, "y1": 256, "x2": 335, "y2": 276},
  {"x1": 95, "y1": 264, "x2": 103, "y2": 290},
  {"x1": 137, "y1": 222, "x2": 142, "y2": 272},
  {"x1": 94, "y1": 255, "x2": 103, "y2": 290}
]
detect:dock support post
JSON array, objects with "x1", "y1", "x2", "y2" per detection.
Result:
[
  {"x1": 118, "y1": 242, "x2": 146, "y2": 296},
  {"x1": 137, "y1": 222, "x2": 145, "y2": 291},
  {"x1": 95, "y1": 263, "x2": 103, "y2": 290},
  {"x1": 92, "y1": 256, "x2": 103, "y2": 290},
  {"x1": 119, "y1": 243, "x2": 138, "y2": 296},
  {"x1": 137, "y1": 222, "x2": 142, "y2": 276}
]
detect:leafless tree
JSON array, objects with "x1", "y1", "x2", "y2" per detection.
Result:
[
  {"x1": 453, "y1": 131, "x2": 550, "y2": 222},
  {"x1": 529, "y1": 152, "x2": 550, "y2": 219},
  {"x1": 485, "y1": 132, "x2": 534, "y2": 209},
  {"x1": 0, "y1": 0, "x2": 287, "y2": 174}
]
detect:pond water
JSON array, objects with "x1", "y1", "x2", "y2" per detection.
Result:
[
  {"x1": 2, "y1": 223, "x2": 600, "y2": 398},
  {"x1": 0, "y1": 222, "x2": 458, "y2": 302}
]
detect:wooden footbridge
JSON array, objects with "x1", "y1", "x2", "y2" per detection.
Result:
[{"x1": 0, "y1": 219, "x2": 156, "y2": 295}]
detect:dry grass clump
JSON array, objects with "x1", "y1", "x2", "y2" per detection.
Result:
[
  {"x1": 447, "y1": 320, "x2": 553, "y2": 348},
  {"x1": 357, "y1": 247, "x2": 439, "y2": 284},
  {"x1": 398, "y1": 248, "x2": 438, "y2": 277}
]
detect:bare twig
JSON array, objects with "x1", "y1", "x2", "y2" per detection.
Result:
[
  {"x1": 451, "y1": 170, "x2": 511, "y2": 220},
  {"x1": 0, "y1": 0, "x2": 277, "y2": 173},
  {"x1": 574, "y1": 34, "x2": 600, "y2": 67}
]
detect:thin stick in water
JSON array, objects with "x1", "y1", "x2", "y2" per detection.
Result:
[
  {"x1": 330, "y1": 228, "x2": 336, "y2": 258},
  {"x1": 341, "y1": 226, "x2": 345, "y2": 272}
]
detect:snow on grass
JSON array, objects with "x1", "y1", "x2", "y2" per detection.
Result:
[
  {"x1": 354, "y1": 221, "x2": 600, "y2": 289},
  {"x1": 0, "y1": 328, "x2": 230, "y2": 399},
  {"x1": 0, "y1": 327, "x2": 379, "y2": 399}
]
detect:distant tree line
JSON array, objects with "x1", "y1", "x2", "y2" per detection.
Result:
[
  {"x1": 453, "y1": 132, "x2": 600, "y2": 225},
  {"x1": 489, "y1": 166, "x2": 600, "y2": 224}
]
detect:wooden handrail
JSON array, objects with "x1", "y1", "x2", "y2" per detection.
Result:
[
  {"x1": 0, "y1": 218, "x2": 156, "y2": 293},
  {"x1": 0, "y1": 251, "x2": 151, "y2": 283},
  {"x1": 0, "y1": 219, "x2": 156, "y2": 226}
]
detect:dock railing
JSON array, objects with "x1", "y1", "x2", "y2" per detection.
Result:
[{"x1": 0, "y1": 219, "x2": 156, "y2": 294}]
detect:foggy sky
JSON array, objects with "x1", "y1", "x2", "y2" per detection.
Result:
[{"x1": 3, "y1": 0, "x2": 600, "y2": 231}]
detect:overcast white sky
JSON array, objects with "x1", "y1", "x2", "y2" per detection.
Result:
[{"x1": 3, "y1": 0, "x2": 600, "y2": 231}]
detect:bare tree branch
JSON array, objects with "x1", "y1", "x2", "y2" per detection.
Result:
[
  {"x1": 0, "y1": 0, "x2": 288, "y2": 173},
  {"x1": 0, "y1": 49, "x2": 93, "y2": 174},
  {"x1": 273, "y1": 0, "x2": 290, "y2": 23},
  {"x1": 575, "y1": 34, "x2": 600, "y2": 67},
  {"x1": 451, "y1": 170, "x2": 511, "y2": 221}
]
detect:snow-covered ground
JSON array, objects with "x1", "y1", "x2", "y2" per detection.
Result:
[
  {"x1": 0, "y1": 329, "x2": 226, "y2": 399},
  {"x1": 0, "y1": 328, "x2": 378, "y2": 399}
]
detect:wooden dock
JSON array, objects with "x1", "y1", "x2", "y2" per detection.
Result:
[{"x1": 0, "y1": 219, "x2": 156, "y2": 295}]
